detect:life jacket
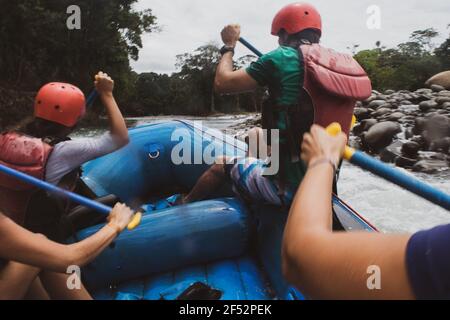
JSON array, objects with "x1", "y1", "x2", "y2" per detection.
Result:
[
  {"x1": 263, "y1": 43, "x2": 372, "y2": 164},
  {"x1": 0, "y1": 132, "x2": 80, "y2": 239},
  {"x1": 0, "y1": 132, "x2": 53, "y2": 224}
]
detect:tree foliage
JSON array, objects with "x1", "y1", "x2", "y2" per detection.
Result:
[
  {"x1": 128, "y1": 44, "x2": 263, "y2": 116},
  {"x1": 354, "y1": 28, "x2": 449, "y2": 91},
  {"x1": 0, "y1": 0, "x2": 157, "y2": 128}
]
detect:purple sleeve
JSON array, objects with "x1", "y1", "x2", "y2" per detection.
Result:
[{"x1": 406, "y1": 224, "x2": 450, "y2": 300}]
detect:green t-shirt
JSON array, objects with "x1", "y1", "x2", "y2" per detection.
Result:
[{"x1": 246, "y1": 46, "x2": 306, "y2": 188}]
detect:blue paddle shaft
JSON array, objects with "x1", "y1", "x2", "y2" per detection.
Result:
[
  {"x1": 86, "y1": 90, "x2": 98, "y2": 107},
  {"x1": 239, "y1": 38, "x2": 263, "y2": 58},
  {"x1": 0, "y1": 164, "x2": 111, "y2": 215},
  {"x1": 351, "y1": 151, "x2": 450, "y2": 211}
]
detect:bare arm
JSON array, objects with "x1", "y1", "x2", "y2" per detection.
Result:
[
  {"x1": 282, "y1": 126, "x2": 415, "y2": 300},
  {"x1": 0, "y1": 204, "x2": 134, "y2": 273},
  {"x1": 214, "y1": 24, "x2": 258, "y2": 94},
  {"x1": 95, "y1": 72, "x2": 129, "y2": 147}
]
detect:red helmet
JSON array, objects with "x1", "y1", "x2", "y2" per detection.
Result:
[
  {"x1": 34, "y1": 82, "x2": 86, "y2": 127},
  {"x1": 271, "y1": 2, "x2": 322, "y2": 36}
]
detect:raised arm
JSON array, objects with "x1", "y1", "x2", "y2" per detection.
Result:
[
  {"x1": 0, "y1": 203, "x2": 134, "y2": 273},
  {"x1": 214, "y1": 25, "x2": 258, "y2": 94},
  {"x1": 282, "y1": 125, "x2": 415, "y2": 300},
  {"x1": 95, "y1": 72, "x2": 129, "y2": 147}
]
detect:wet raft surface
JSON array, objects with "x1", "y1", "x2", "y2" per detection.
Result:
[
  {"x1": 92, "y1": 257, "x2": 273, "y2": 301},
  {"x1": 79, "y1": 122, "x2": 375, "y2": 301}
]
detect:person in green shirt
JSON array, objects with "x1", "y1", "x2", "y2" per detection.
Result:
[{"x1": 183, "y1": 3, "x2": 323, "y2": 207}]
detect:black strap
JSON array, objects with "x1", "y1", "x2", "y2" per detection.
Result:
[{"x1": 176, "y1": 282, "x2": 222, "y2": 301}]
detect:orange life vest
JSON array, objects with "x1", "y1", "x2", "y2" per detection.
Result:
[
  {"x1": 262, "y1": 43, "x2": 372, "y2": 164},
  {"x1": 300, "y1": 43, "x2": 372, "y2": 136},
  {"x1": 0, "y1": 132, "x2": 53, "y2": 224}
]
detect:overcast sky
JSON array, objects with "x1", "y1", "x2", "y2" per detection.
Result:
[{"x1": 132, "y1": 0, "x2": 449, "y2": 74}]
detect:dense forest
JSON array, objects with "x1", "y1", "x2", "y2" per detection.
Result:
[{"x1": 0, "y1": 1, "x2": 448, "y2": 130}]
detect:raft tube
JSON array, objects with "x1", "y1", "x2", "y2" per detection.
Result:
[{"x1": 74, "y1": 198, "x2": 249, "y2": 289}]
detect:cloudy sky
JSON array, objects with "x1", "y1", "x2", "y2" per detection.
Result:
[{"x1": 132, "y1": 0, "x2": 449, "y2": 74}]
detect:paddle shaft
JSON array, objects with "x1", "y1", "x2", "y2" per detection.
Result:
[
  {"x1": 348, "y1": 150, "x2": 450, "y2": 211},
  {"x1": 86, "y1": 90, "x2": 98, "y2": 107},
  {"x1": 238, "y1": 39, "x2": 450, "y2": 211},
  {"x1": 0, "y1": 164, "x2": 111, "y2": 214},
  {"x1": 239, "y1": 38, "x2": 263, "y2": 57},
  {"x1": 0, "y1": 164, "x2": 142, "y2": 229}
]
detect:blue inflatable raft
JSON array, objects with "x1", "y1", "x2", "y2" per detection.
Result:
[{"x1": 76, "y1": 120, "x2": 376, "y2": 300}]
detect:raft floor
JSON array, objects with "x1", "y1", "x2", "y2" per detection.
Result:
[{"x1": 92, "y1": 256, "x2": 274, "y2": 300}]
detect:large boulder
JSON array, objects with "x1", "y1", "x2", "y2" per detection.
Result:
[
  {"x1": 362, "y1": 121, "x2": 402, "y2": 151},
  {"x1": 426, "y1": 71, "x2": 450, "y2": 90},
  {"x1": 422, "y1": 115, "x2": 450, "y2": 147},
  {"x1": 413, "y1": 159, "x2": 449, "y2": 174},
  {"x1": 353, "y1": 119, "x2": 377, "y2": 135}
]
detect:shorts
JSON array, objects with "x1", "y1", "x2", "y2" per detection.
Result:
[{"x1": 226, "y1": 157, "x2": 295, "y2": 206}]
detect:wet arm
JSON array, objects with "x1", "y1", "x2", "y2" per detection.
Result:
[
  {"x1": 282, "y1": 163, "x2": 415, "y2": 299},
  {"x1": 0, "y1": 214, "x2": 120, "y2": 273},
  {"x1": 214, "y1": 53, "x2": 258, "y2": 94},
  {"x1": 100, "y1": 93, "x2": 129, "y2": 147}
]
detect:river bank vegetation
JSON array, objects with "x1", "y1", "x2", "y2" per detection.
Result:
[{"x1": 0, "y1": 1, "x2": 448, "y2": 131}]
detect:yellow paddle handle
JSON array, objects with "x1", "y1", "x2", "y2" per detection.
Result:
[
  {"x1": 127, "y1": 211, "x2": 142, "y2": 230},
  {"x1": 351, "y1": 115, "x2": 357, "y2": 129},
  {"x1": 326, "y1": 123, "x2": 355, "y2": 161}
]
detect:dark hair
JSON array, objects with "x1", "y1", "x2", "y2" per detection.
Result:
[
  {"x1": 18, "y1": 118, "x2": 72, "y2": 139},
  {"x1": 279, "y1": 28, "x2": 321, "y2": 48}
]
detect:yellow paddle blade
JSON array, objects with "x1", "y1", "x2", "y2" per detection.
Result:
[
  {"x1": 351, "y1": 115, "x2": 357, "y2": 129},
  {"x1": 127, "y1": 212, "x2": 142, "y2": 230},
  {"x1": 325, "y1": 123, "x2": 355, "y2": 160},
  {"x1": 326, "y1": 122, "x2": 343, "y2": 136}
]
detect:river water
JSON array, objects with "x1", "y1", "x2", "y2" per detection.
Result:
[{"x1": 75, "y1": 114, "x2": 450, "y2": 234}]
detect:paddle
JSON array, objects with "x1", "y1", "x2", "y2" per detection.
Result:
[
  {"x1": 86, "y1": 90, "x2": 98, "y2": 108},
  {"x1": 239, "y1": 37, "x2": 263, "y2": 57},
  {"x1": 239, "y1": 37, "x2": 450, "y2": 211},
  {"x1": 327, "y1": 123, "x2": 450, "y2": 211},
  {"x1": 0, "y1": 164, "x2": 142, "y2": 230}
]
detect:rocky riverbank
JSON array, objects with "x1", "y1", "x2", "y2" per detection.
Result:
[
  {"x1": 354, "y1": 85, "x2": 450, "y2": 173},
  {"x1": 230, "y1": 85, "x2": 450, "y2": 174}
]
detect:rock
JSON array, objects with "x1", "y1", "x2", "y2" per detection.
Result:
[
  {"x1": 395, "y1": 156, "x2": 418, "y2": 169},
  {"x1": 426, "y1": 71, "x2": 450, "y2": 90},
  {"x1": 423, "y1": 115, "x2": 450, "y2": 147},
  {"x1": 398, "y1": 105, "x2": 420, "y2": 115},
  {"x1": 419, "y1": 100, "x2": 438, "y2": 112},
  {"x1": 368, "y1": 100, "x2": 387, "y2": 109},
  {"x1": 430, "y1": 137, "x2": 450, "y2": 154},
  {"x1": 436, "y1": 97, "x2": 450, "y2": 105},
  {"x1": 431, "y1": 84, "x2": 445, "y2": 92},
  {"x1": 380, "y1": 141, "x2": 403, "y2": 163},
  {"x1": 413, "y1": 159, "x2": 449, "y2": 174},
  {"x1": 385, "y1": 112, "x2": 405, "y2": 122},
  {"x1": 353, "y1": 119, "x2": 378, "y2": 136},
  {"x1": 363, "y1": 95, "x2": 377, "y2": 105},
  {"x1": 411, "y1": 135, "x2": 426, "y2": 148},
  {"x1": 415, "y1": 88, "x2": 433, "y2": 95},
  {"x1": 362, "y1": 121, "x2": 402, "y2": 151},
  {"x1": 412, "y1": 117, "x2": 426, "y2": 135},
  {"x1": 354, "y1": 107, "x2": 371, "y2": 121},
  {"x1": 385, "y1": 90, "x2": 395, "y2": 95},
  {"x1": 402, "y1": 141, "x2": 421, "y2": 158},
  {"x1": 372, "y1": 107, "x2": 391, "y2": 118},
  {"x1": 415, "y1": 94, "x2": 434, "y2": 103}
]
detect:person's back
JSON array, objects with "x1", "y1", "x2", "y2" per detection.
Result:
[
  {"x1": 0, "y1": 73, "x2": 129, "y2": 241},
  {"x1": 246, "y1": 45, "x2": 306, "y2": 189},
  {"x1": 184, "y1": 2, "x2": 371, "y2": 208}
]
